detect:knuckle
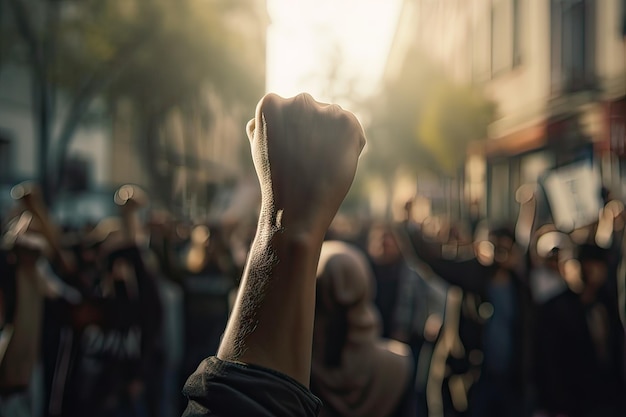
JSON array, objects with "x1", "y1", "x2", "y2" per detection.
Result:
[
  {"x1": 259, "y1": 93, "x2": 281, "y2": 111},
  {"x1": 295, "y1": 92, "x2": 313, "y2": 101},
  {"x1": 358, "y1": 132, "x2": 367, "y2": 152},
  {"x1": 262, "y1": 92, "x2": 282, "y2": 103},
  {"x1": 326, "y1": 103, "x2": 343, "y2": 114},
  {"x1": 292, "y1": 92, "x2": 315, "y2": 109}
]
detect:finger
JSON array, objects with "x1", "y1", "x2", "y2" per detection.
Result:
[
  {"x1": 251, "y1": 93, "x2": 284, "y2": 141},
  {"x1": 246, "y1": 118, "x2": 255, "y2": 142},
  {"x1": 342, "y1": 111, "x2": 366, "y2": 154},
  {"x1": 114, "y1": 184, "x2": 135, "y2": 206},
  {"x1": 292, "y1": 92, "x2": 315, "y2": 107},
  {"x1": 322, "y1": 102, "x2": 342, "y2": 112},
  {"x1": 357, "y1": 131, "x2": 367, "y2": 154}
]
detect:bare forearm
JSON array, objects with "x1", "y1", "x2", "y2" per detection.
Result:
[
  {"x1": 0, "y1": 267, "x2": 43, "y2": 387},
  {"x1": 217, "y1": 210, "x2": 323, "y2": 386},
  {"x1": 214, "y1": 92, "x2": 364, "y2": 392}
]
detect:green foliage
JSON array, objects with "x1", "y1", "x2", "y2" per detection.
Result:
[
  {"x1": 51, "y1": 0, "x2": 261, "y2": 109},
  {"x1": 365, "y1": 47, "x2": 495, "y2": 179},
  {"x1": 2, "y1": 0, "x2": 264, "y2": 201},
  {"x1": 1, "y1": 0, "x2": 262, "y2": 129},
  {"x1": 418, "y1": 81, "x2": 494, "y2": 176}
]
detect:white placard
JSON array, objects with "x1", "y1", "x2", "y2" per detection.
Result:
[{"x1": 542, "y1": 161, "x2": 602, "y2": 232}]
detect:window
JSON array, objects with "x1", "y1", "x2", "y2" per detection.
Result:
[
  {"x1": 622, "y1": 0, "x2": 626, "y2": 37},
  {"x1": 491, "y1": 0, "x2": 514, "y2": 75},
  {"x1": 473, "y1": 0, "x2": 521, "y2": 82},
  {"x1": 522, "y1": 152, "x2": 555, "y2": 184},
  {"x1": 550, "y1": 0, "x2": 596, "y2": 95},
  {"x1": 489, "y1": 162, "x2": 510, "y2": 220},
  {"x1": 60, "y1": 154, "x2": 90, "y2": 192},
  {"x1": 472, "y1": 11, "x2": 491, "y2": 82},
  {"x1": 0, "y1": 138, "x2": 10, "y2": 183},
  {"x1": 513, "y1": 0, "x2": 522, "y2": 66}
]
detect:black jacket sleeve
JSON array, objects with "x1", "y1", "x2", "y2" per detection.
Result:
[{"x1": 182, "y1": 357, "x2": 322, "y2": 417}]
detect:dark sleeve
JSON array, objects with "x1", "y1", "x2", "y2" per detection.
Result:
[
  {"x1": 182, "y1": 357, "x2": 322, "y2": 417},
  {"x1": 108, "y1": 245, "x2": 164, "y2": 341},
  {"x1": 425, "y1": 257, "x2": 491, "y2": 296},
  {"x1": 400, "y1": 224, "x2": 490, "y2": 295},
  {"x1": 0, "y1": 250, "x2": 17, "y2": 324}
]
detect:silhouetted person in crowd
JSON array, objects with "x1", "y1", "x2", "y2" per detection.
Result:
[
  {"x1": 470, "y1": 227, "x2": 531, "y2": 417},
  {"x1": 182, "y1": 92, "x2": 365, "y2": 416},
  {"x1": 533, "y1": 230, "x2": 625, "y2": 417},
  {"x1": 367, "y1": 222, "x2": 409, "y2": 340},
  {"x1": 401, "y1": 219, "x2": 532, "y2": 417},
  {"x1": 311, "y1": 240, "x2": 416, "y2": 417},
  {"x1": 14, "y1": 184, "x2": 166, "y2": 417},
  {"x1": 576, "y1": 243, "x2": 624, "y2": 416},
  {"x1": 366, "y1": 221, "x2": 442, "y2": 416},
  {"x1": 180, "y1": 223, "x2": 238, "y2": 399},
  {"x1": 0, "y1": 211, "x2": 47, "y2": 417}
]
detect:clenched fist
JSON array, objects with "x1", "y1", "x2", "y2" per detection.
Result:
[{"x1": 246, "y1": 93, "x2": 366, "y2": 239}]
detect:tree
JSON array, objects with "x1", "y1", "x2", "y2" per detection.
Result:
[
  {"x1": 417, "y1": 81, "x2": 494, "y2": 177},
  {"x1": 2, "y1": 0, "x2": 262, "y2": 203},
  {"x1": 354, "y1": 47, "x2": 494, "y2": 219},
  {"x1": 364, "y1": 47, "x2": 494, "y2": 179}
]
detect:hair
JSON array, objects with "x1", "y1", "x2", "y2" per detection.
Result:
[
  {"x1": 489, "y1": 224, "x2": 516, "y2": 242},
  {"x1": 577, "y1": 243, "x2": 608, "y2": 263}
]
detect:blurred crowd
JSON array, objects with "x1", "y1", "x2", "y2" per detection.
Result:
[{"x1": 1, "y1": 179, "x2": 626, "y2": 417}]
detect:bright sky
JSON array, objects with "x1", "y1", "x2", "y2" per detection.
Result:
[{"x1": 265, "y1": 0, "x2": 402, "y2": 107}]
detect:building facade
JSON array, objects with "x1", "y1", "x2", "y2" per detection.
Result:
[{"x1": 385, "y1": 0, "x2": 626, "y2": 223}]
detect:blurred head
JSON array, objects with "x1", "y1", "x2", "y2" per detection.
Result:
[
  {"x1": 109, "y1": 257, "x2": 136, "y2": 282},
  {"x1": 316, "y1": 240, "x2": 374, "y2": 309},
  {"x1": 578, "y1": 244, "x2": 608, "y2": 291},
  {"x1": 366, "y1": 222, "x2": 401, "y2": 265},
  {"x1": 102, "y1": 251, "x2": 138, "y2": 299},
  {"x1": 489, "y1": 226, "x2": 517, "y2": 267}
]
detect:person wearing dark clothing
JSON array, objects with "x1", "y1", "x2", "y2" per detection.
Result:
[
  {"x1": 368, "y1": 221, "x2": 453, "y2": 417},
  {"x1": 367, "y1": 222, "x2": 409, "y2": 340},
  {"x1": 35, "y1": 185, "x2": 165, "y2": 417},
  {"x1": 48, "y1": 245, "x2": 164, "y2": 417},
  {"x1": 182, "y1": 93, "x2": 366, "y2": 416},
  {"x1": 533, "y1": 243, "x2": 625, "y2": 417},
  {"x1": 405, "y1": 224, "x2": 532, "y2": 417},
  {"x1": 0, "y1": 212, "x2": 48, "y2": 417},
  {"x1": 469, "y1": 228, "x2": 531, "y2": 417},
  {"x1": 181, "y1": 224, "x2": 238, "y2": 393}
]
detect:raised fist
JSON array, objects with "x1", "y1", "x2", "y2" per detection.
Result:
[
  {"x1": 114, "y1": 184, "x2": 148, "y2": 210},
  {"x1": 246, "y1": 93, "x2": 366, "y2": 238}
]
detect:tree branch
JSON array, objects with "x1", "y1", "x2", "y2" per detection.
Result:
[
  {"x1": 52, "y1": 32, "x2": 152, "y2": 196},
  {"x1": 7, "y1": 0, "x2": 40, "y2": 69}
]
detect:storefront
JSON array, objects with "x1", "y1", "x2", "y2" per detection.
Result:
[
  {"x1": 601, "y1": 98, "x2": 626, "y2": 200},
  {"x1": 479, "y1": 113, "x2": 596, "y2": 223}
]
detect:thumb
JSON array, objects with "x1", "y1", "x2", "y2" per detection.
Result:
[{"x1": 246, "y1": 118, "x2": 255, "y2": 142}]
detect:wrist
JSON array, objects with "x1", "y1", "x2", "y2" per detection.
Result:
[
  {"x1": 221, "y1": 207, "x2": 322, "y2": 384},
  {"x1": 257, "y1": 203, "x2": 327, "y2": 245}
]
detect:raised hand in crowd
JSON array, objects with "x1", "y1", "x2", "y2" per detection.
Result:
[
  {"x1": 183, "y1": 92, "x2": 365, "y2": 417},
  {"x1": 0, "y1": 210, "x2": 46, "y2": 394}
]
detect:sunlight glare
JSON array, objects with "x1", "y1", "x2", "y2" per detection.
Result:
[{"x1": 266, "y1": 0, "x2": 402, "y2": 106}]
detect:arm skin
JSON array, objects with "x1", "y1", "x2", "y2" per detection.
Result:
[
  {"x1": 0, "y1": 249, "x2": 44, "y2": 389},
  {"x1": 217, "y1": 93, "x2": 365, "y2": 386}
]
